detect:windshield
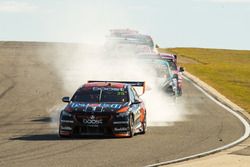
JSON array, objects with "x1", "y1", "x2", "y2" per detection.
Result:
[
  {"x1": 71, "y1": 87, "x2": 129, "y2": 103},
  {"x1": 167, "y1": 60, "x2": 178, "y2": 71},
  {"x1": 154, "y1": 60, "x2": 171, "y2": 79}
]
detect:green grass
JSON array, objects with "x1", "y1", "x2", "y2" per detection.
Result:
[{"x1": 159, "y1": 47, "x2": 250, "y2": 113}]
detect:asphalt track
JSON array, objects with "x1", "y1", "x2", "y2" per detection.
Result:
[{"x1": 0, "y1": 42, "x2": 245, "y2": 167}]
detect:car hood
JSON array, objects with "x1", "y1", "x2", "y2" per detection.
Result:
[{"x1": 64, "y1": 102, "x2": 129, "y2": 113}]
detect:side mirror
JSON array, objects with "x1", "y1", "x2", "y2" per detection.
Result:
[
  {"x1": 62, "y1": 96, "x2": 70, "y2": 103},
  {"x1": 179, "y1": 67, "x2": 184, "y2": 72},
  {"x1": 132, "y1": 99, "x2": 142, "y2": 105},
  {"x1": 174, "y1": 54, "x2": 177, "y2": 60}
]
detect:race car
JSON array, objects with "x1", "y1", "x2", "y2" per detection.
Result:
[
  {"x1": 135, "y1": 44, "x2": 154, "y2": 54},
  {"x1": 119, "y1": 33, "x2": 154, "y2": 50},
  {"x1": 109, "y1": 29, "x2": 139, "y2": 38},
  {"x1": 59, "y1": 81, "x2": 147, "y2": 138},
  {"x1": 136, "y1": 53, "x2": 179, "y2": 96},
  {"x1": 159, "y1": 53, "x2": 184, "y2": 96},
  {"x1": 105, "y1": 29, "x2": 155, "y2": 54}
]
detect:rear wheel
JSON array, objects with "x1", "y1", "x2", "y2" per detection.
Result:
[{"x1": 128, "y1": 114, "x2": 135, "y2": 137}]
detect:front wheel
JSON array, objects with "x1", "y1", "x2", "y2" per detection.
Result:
[
  {"x1": 141, "y1": 112, "x2": 147, "y2": 134},
  {"x1": 177, "y1": 87, "x2": 182, "y2": 96},
  {"x1": 128, "y1": 114, "x2": 135, "y2": 137}
]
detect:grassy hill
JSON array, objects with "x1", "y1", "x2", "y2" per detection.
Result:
[{"x1": 159, "y1": 47, "x2": 250, "y2": 113}]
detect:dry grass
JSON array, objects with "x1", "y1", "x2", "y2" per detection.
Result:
[{"x1": 159, "y1": 47, "x2": 250, "y2": 113}]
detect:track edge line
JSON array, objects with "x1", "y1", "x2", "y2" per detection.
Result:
[{"x1": 145, "y1": 71, "x2": 250, "y2": 167}]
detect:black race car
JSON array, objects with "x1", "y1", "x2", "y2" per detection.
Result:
[{"x1": 59, "y1": 81, "x2": 147, "y2": 138}]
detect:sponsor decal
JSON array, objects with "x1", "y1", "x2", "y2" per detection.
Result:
[
  {"x1": 61, "y1": 120, "x2": 74, "y2": 123},
  {"x1": 93, "y1": 87, "x2": 124, "y2": 91},
  {"x1": 114, "y1": 127, "x2": 128, "y2": 131},
  {"x1": 116, "y1": 112, "x2": 129, "y2": 117},
  {"x1": 60, "y1": 126, "x2": 72, "y2": 130},
  {"x1": 90, "y1": 115, "x2": 95, "y2": 120},
  {"x1": 70, "y1": 102, "x2": 129, "y2": 111},
  {"x1": 113, "y1": 121, "x2": 129, "y2": 124},
  {"x1": 82, "y1": 115, "x2": 103, "y2": 125}
]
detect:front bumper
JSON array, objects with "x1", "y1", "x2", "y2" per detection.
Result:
[{"x1": 59, "y1": 111, "x2": 130, "y2": 137}]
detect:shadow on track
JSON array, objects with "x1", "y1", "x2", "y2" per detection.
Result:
[
  {"x1": 9, "y1": 134, "x2": 120, "y2": 141},
  {"x1": 9, "y1": 134, "x2": 60, "y2": 141},
  {"x1": 31, "y1": 117, "x2": 52, "y2": 123}
]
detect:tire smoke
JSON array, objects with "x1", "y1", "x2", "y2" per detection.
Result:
[{"x1": 49, "y1": 43, "x2": 187, "y2": 127}]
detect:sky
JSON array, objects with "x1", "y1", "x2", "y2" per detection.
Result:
[{"x1": 0, "y1": 0, "x2": 249, "y2": 50}]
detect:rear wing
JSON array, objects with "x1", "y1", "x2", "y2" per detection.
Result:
[
  {"x1": 137, "y1": 53, "x2": 161, "y2": 60},
  {"x1": 88, "y1": 80, "x2": 146, "y2": 93}
]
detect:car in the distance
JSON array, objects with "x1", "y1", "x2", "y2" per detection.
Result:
[{"x1": 159, "y1": 53, "x2": 184, "y2": 96}]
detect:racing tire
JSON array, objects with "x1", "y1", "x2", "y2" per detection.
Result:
[
  {"x1": 141, "y1": 112, "x2": 147, "y2": 134},
  {"x1": 177, "y1": 87, "x2": 182, "y2": 96},
  {"x1": 128, "y1": 114, "x2": 135, "y2": 137}
]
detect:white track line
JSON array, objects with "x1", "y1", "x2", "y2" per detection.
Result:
[{"x1": 146, "y1": 76, "x2": 250, "y2": 167}]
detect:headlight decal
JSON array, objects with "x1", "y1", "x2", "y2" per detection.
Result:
[{"x1": 61, "y1": 110, "x2": 72, "y2": 117}]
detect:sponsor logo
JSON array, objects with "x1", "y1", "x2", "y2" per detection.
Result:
[
  {"x1": 113, "y1": 121, "x2": 129, "y2": 124},
  {"x1": 61, "y1": 120, "x2": 74, "y2": 123},
  {"x1": 116, "y1": 112, "x2": 129, "y2": 118},
  {"x1": 70, "y1": 102, "x2": 129, "y2": 111},
  {"x1": 82, "y1": 115, "x2": 103, "y2": 125},
  {"x1": 114, "y1": 127, "x2": 128, "y2": 131},
  {"x1": 60, "y1": 126, "x2": 72, "y2": 130}
]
